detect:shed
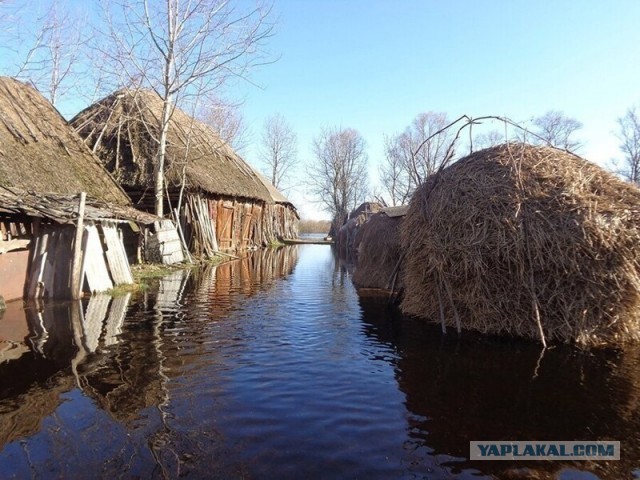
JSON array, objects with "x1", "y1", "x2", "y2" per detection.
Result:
[
  {"x1": 0, "y1": 77, "x2": 172, "y2": 301},
  {"x1": 71, "y1": 89, "x2": 299, "y2": 255}
]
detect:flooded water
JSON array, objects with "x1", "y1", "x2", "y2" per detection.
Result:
[{"x1": 0, "y1": 245, "x2": 639, "y2": 479}]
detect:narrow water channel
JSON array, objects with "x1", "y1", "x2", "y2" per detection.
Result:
[{"x1": 0, "y1": 245, "x2": 638, "y2": 479}]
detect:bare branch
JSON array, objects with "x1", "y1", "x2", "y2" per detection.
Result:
[
  {"x1": 94, "y1": 0, "x2": 276, "y2": 216},
  {"x1": 531, "y1": 110, "x2": 583, "y2": 152},
  {"x1": 307, "y1": 127, "x2": 369, "y2": 232},
  {"x1": 617, "y1": 104, "x2": 640, "y2": 184},
  {"x1": 197, "y1": 96, "x2": 250, "y2": 153},
  {"x1": 259, "y1": 113, "x2": 297, "y2": 190}
]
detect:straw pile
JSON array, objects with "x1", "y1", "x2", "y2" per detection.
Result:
[
  {"x1": 400, "y1": 143, "x2": 640, "y2": 346},
  {"x1": 336, "y1": 202, "x2": 383, "y2": 258},
  {"x1": 352, "y1": 211, "x2": 404, "y2": 291}
]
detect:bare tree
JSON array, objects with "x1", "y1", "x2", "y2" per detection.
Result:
[
  {"x1": 378, "y1": 112, "x2": 452, "y2": 205},
  {"x1": 379, "y1": 134, "x2": 412, "y2": 206},
  {"x1": 617, "y1": 105, "x2": 640, "y2": 184},
  {"x1": 98, "y1": 0, "x2": 274, "y2": 216},
  {"x1": 473, "y1": 129, "x2": 504, "y2": 150},
  {"x1": 400, "y1": 112, "x2": 453, "y2": 185},
  {"x1": 308, "y1": 127, "x2": 369, "y2": 233},
  {"x1": 259, "y1": 114, "x2": 297, "y2": 189},
  {"x1": 198, "y1": 97, "x2": 249, "y2": 153},
  {"x1": 1, "y1": 0, "x2": 88, "y2": 109},
  {"x1": 532, "y1": 110, "x2": 583, "y2": 151}
]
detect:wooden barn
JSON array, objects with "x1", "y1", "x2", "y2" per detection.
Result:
[
  {"x1": 71, "y1": 89, "x2": 299, "y2": 256},
  {"x1": 0, "y1": 77, "x2": 167, "y2": 302}
]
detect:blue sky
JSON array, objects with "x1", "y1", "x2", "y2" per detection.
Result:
[
  {"x1": 233, "y1": 1, "x2": 640, "y2": 218},
  {"x1": 2, "y1": 1, "x2": 639, "y2": 219}
]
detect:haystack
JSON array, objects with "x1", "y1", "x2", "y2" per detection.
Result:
[
  {"x1": 400, "y1": 143, "x2": 640, "y2": 347},
  {"x1": 336, "y1": 202, "x2": 383, "y2": 258},
  {"x1": 352, "y1": 206, "x2": 407, "y2": 291}
]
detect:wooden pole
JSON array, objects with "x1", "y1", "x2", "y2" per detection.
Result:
[{"x1": 71, "y1": 192, "x2": 86, "y2": 300}]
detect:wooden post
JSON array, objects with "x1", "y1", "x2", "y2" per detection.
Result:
[{"x1": 71, "y1": 192, "x2": 86, "y2": 299}]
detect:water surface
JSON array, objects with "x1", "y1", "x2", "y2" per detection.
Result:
[{"x1": 0, "y1": 245, "x2": 638, "y2": 479}]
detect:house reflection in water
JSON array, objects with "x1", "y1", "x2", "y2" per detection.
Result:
[{"x1": 0, "y1": 246, "x2": 299, "y2": 458}]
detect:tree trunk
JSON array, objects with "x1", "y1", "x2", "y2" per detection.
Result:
[{"x1": 155, "y1": 111, "x2": 170, "y2": 217}]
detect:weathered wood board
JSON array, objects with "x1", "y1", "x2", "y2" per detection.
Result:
[
  {"x1": 81, "y1": 225, "x2": 113, "y2": 293},
  {"x1": 101, "y1": 223, "x2": 134, "y2": 285}
]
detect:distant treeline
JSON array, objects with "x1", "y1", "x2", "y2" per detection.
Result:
[{"x1": 299, "y1": 219, "x2": 331, "y2": 234}]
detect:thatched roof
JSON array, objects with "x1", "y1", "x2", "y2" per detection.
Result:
[
  {"x1": 0, "y1": 77, "x2": 130, "y2": 205},
  {"x1": 400, "y1": 143, "x2": 640, "y2": 347},
  {"x1": 71, "y1": 89, "x2": 292, "y2": 205},
  {"x1": 336, "y1": 202, "x2": 383, "y2": 258},
  {"x1": 252, "y1": 168, "x2": 292, "y2": 204},
  {"x1": 381, "y1": 205, "x2": 408, "y2": 218}
]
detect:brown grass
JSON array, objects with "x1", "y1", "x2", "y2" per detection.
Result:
[
  {"x1": 400, "y1": 143, "x2": 640, "y2": 347},
  {"x1": 352, "y1": 212, "x2": 403, "y2": 291},
  {"x1": 298, "y1": 219, "x2": 331, "y2": 234}
]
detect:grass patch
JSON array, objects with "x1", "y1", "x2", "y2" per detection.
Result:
[
  {"x1": 131, "y1": 263, "x2": 194, "y2": 282},
  {"x1": 106, "y1": 282, "x2": 148, "y2": 297}
]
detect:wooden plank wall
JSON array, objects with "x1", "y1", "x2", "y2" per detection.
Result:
[
  {"x1": 101, "y1": 222, "x2": 134, "y2": 285},
  {"x1": 146, "y1": 220, "x2": 184, "y2": 265},
  {"x1": 82, "y1": 225, "x2": 114, "y2": 293},
  {"x1": 171, "y1": 192, "x2": 300, "y2": 256},
  {"x1": 27, "y1": 221, "x2": 136, "y2": 300},
  {"x1": 27, "y1": 224, "x2": 75, "y2": 299},
  {"x1": 183, "y1": 194, "x2": 218, "y2": 257}
]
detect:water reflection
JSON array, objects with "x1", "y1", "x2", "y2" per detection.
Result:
[
  {"x1": 0, "y1": 245, "x2": 638, "y2": 479},
  {"x1": 358, "y1": 296, "x2": 640, "y2": 479},
  {"x1": 0, "y1": 246, "x2": 300, "y2": 477}
]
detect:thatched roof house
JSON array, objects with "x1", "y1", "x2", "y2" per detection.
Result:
[
  {"x1": 0, "y1": 77, "x2": 168, "y2": 302},
  {"x1": 71, "y1": 89, "x2": 298, "y2": 254},
  {"x1": 400, "y1": 143, "x2": 640, "y2": 347}
]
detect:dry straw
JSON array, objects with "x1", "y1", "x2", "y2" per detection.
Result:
[
  {"x1": 400, "y1": 143, "x2": 640, "y2": 347},
  {"x1": 352, "y1": 211, "x2": 404, "y2": 291}
]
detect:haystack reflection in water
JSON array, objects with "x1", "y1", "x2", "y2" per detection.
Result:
[{"x1": 0, "y1": 245, "x2": 638, "y2": 479}]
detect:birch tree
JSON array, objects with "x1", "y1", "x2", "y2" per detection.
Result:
[
  {"x1": 98, "y1": 0, "x2": 274, "y2": 216},
  {"x1": 308, "y1": 127, "x2": 369, "y2": 233},
  {"x1": 259, "y1": 114, "x2": 297, "y2": 189},
  {"x1": 617, "y1": 105, "x2": 640, "y2": 184}
]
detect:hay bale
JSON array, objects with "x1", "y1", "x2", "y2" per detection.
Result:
[
  {"x1": 400, "y1": 143, "x2": 640, "y2": 347},
  {"x1": 336, "y1": 202, "x2": 383, "y2": 258},
  {"x1": 352, "y1": 212, "x2": 404, "y2": 291}
]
